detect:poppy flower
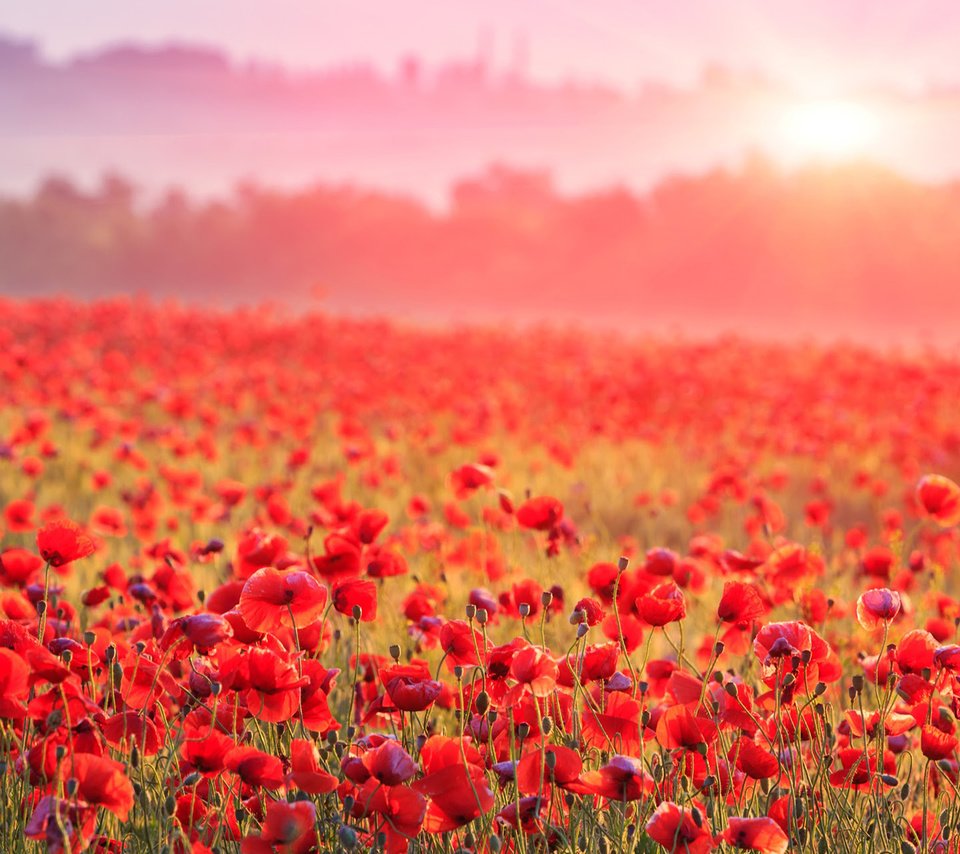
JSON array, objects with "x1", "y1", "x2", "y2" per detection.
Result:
[
  {"x1": 656, "y1": 704, "x2": 719, "y2": 752},
  {"x1": 0, "y1": 548, "x2": 43, "y2": 585},
  {"x1": 515, "y1": 745, "x2": 582, "y2": 794},
  {"x1": 568, "y1": 755, "x2": 651, "y2": 801},
  {"x1": 916, "y1": 474, "x2": 960, "y2": 527},
  {"x1": 361, "y1": 739, "x2": 417, "y2": 785},
  {"x1": 0, "y1": 647, "x2": 30, "y2": 718},
  {"x1": 728, "y1": 736, "x2": 779, "y2": 780},
  {"x1": 225, "y1": 745, "x2": 285, "y2": 789},
  {"x1": 828, "y1": 747, "x2": 894, "y2": 791},
  {"x1": 332, "y1": 578, "x2": 377, "y2": 621},
  {"x1": 37, "y1": 518, "x2": 96, "y2": 568},
  {"x1": 571, "y1": 596, "x2": 605, "y2": 626},
  {"x1": 717, "y1": 581, "x2": 766, "y2": 625},
  {"x1": 380, "y1": 662, "x2": 442, "y2": 711},
  {"x1": 439, "y1": 620, "x2": 482, "y2": 668},
  {"x1": 413, "y1": 762, "x2": 495, "y2": 833},
  {"x1": 509, "y1": 645, "x2": 558, "y2": 698},
  {"x1": 921, "y1": 724, "x2": 958, "y2": 761},
  {"x1": 239, "y1": 567, "x2": 327, "y2": 633},
  {"x1": 637, "y1": 581, "x2": 686, "y2": 626},
  {"x1": 63, "y1": 753, "x2": 135, "y2": 821},
  {"x1": 4, "y1": 499, "x2": 36, "y2": 533},
  {"x1": 516, "y1": 496, "x2": 563, "y2": 530},
  {"x1": 581, "y1": 692, "x2": 642, "y2": 755},
  {"x1": 288, "y1": 739, "x2": 338, "y2": 794},
  {"x1": 722, "y1": 817, "x2": 789, "y2": 854},
  {"x1": 645, "y1": 801, "x2": 716, "y2": 854},
  {"x1": 241, "y1": 647, "x2": 310, "y2": 723},
  {"x1": 242, "y1": 799, "x2": 317, "y2": 854},
  {"x1": 856, "y1": 587, "x2": 901, "y2": 630}
]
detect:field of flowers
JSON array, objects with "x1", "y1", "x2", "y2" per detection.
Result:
[{"x1": 4, "y1": 297, "x2": 960, "y2": 853}]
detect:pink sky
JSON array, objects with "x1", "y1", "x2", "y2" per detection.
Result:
[{"x1": 5, "y1": 0, "x2": 960, "y2": 93}]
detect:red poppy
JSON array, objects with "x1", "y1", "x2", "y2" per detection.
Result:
[
  {"x1": 717, "y1": 581, "x2": 767, "y2": 625},
  {"x1": 37, "y1": 518, "x2": 96, "y2": 567},
  {"x1": 439, "y1": 620, "x2": 482, "y2": 668},
  {"x1": 225, "y1": 745, "x2": 285, "y2": 789},
  {"x1": 242, "y1": 799, "x2": 317, "y2": 854},
  {"x1": 4, "y1": 499, "x2": 36, "y2": 533},
  {"x1": 856, "y1": 587, "x2": 901, "y2": 630},
  {"x1": 916, "y1": 474, "x2": 960, "y2": 527},
  {"x1": 63, "y1": 753, "x2": 135, "y2": 821},
  {"x1": 656, "y1": 704, "x2": 719, "y2": 752},
  {"x1": 516, "y1": 496, "x2": 563, "y2": 530},
  {"x1": 380, "y1": 662, "x2": 442, "y2": 711},
  {"x1": 239, "y1": 567, "x2": 327, "y2": 633},
  {"x1": 361, "y1": 739, "x2": 417, "y2": 785},
  {"x1": 645, "y1": 801, "x2": 716, "y2": 854},
  {"x1": 509, "y1": 645, "x2": 558, "y2": 698},
  {"x1": 515, "y1": 745, "x2": 582, "y2": 794},
  {"x1": 288, "y1": 739, "x2": 338, "y2": 794},
  {"x1": 568, "y1": 755, "x2": 651, "y2": 801},
  {"x1": 637, "y1": 581, "x2": 687, "y2": 626},
  {"x1": 332, "y1": 577, "x2": 378, "y2": 621},
  {"x1": 0, "y1": 548, "x2": 43, "y2": 585},
  {"x1": 921, "y1": 724, "x2": 958, "y2": 761},
  {"x1": 722, "y1": 817, "x2": 789, "y2": 854},
  {"x1": 581, "y1": 692, "x2": 642, "y2": 755},
  {"x1": 241, "y1": 647, "x2": 310, "y2": 723},
  {"x1": 728, "y1": 736, "x2": 779, "y2": 780},
  {"x1": 413, "y1": 762, "x2": 495, "y2": 833}
]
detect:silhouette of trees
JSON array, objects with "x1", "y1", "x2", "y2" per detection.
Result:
[{"x1": 2, "y1": 161, "x2": 959, "y2": 338}]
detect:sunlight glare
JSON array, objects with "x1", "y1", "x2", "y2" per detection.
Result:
[{"x1": 779, "y1": 98, "x2": 879, "y2": 159}]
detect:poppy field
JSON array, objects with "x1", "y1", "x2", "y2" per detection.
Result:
[{"x1": 5, "y1": 296, "x2": 960, "y2": 854}]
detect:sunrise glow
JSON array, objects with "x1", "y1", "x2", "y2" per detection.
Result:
[{"x1": 779, "y1": 97, "x2": 880, "y2": 159}]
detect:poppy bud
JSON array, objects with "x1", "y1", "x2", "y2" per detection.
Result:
[
  {"x1": 638, "y1": 680, "x2": 649, "y2": 694},
  {"x1": 541, "y1": 716, "x2": 553, "y2": 735},
  {"x1": 814, "y1": 681, "x2": 826, "y2": 696},
  {"x1": 618, "y1": 556, "x2": 629, "y2": 572},
  {"x1": 210, "y1": 681, "x2": 222, "y2": 696},
  {"x1": 61, "y1": 649, "x2": 72, "y2": 665},
  {"x1": 713, "y1": 671, "x2": 723, "y2": 683},
  {"x1": 342, "y1": 795, "x2": 355, "y2": 813},
  {"x1": 518, "y1": 603, "x2": 530, "y2": 618},
  {"x1": 476, "y1": 691, "x2": 490, "y2": 715},
  {"x1": 164, "y1": 795, "x2": 176, "y2": 815},
  {"x1": 540, "y1": 591, "x2": 553, "y2": 607},
  {"x1": 327, "y1": 731, "x2": 339, "y2": 745},
  {"x1": 352, "y1": 605, "x2": 362, "y2": 620},
  {"x1": 782, "y1": 673, "x2": 796, "y2": 687},
  {"x1": 453, "y1": 664, "x2": 463, "y2": 680},
  {"x1": 851, "y1": 675, "x2": 864, "y2": 694},
  {"x1": 713, "y1": 641, "x2": 724, "y2": 656},
  {"x1": 517, "y1": 722, "x2": 530, "y2": 739},
  {"x1": 104, "y1": 643, "x2": 116, "y2": 663},
  {"x1": 83, "y1": 631, "x2": 96, "y2": 645},
  {"x1": 131, "y1": 745, "x2": 139, "y2": 769},
  {"x1": 487, "y1": 710, "x2": 498, "y2": 724},
  {"x1": 182, "y1": 771, "x2": 201, "y2": 787},
  {"x1": 465, "y1": 603, "x2": 477, "y2": 619},
  {"x1": 489, "y1": 835, "x2": 503, "y2": 853},
  {"x1": 47, "y1": 711, "x2": 63, "y2": 730},
  {"x1": 577, "y1": 623, "x2": 588, "y2": 638},
  {"x1": 545, "y1": 750, "x2": 557, "y2": 769},
  {"x1": 476, "y1": 608, "x2": 488, "y2": 625},
  {"x1": 36, "y1": 600, "x2": 46, "y2": 616},
  {"x1": 724, "y1": 682, "x2": 738, "y2": 697},
  {"x1": 389, "y1": 644, "x2": 401, "y2": 661},
  {"x1": 66, "y1": 777, "x2": 78, "y2": 797},
  {"x1": 338, "y1": 826, "x2": 358, "y2": 850}
]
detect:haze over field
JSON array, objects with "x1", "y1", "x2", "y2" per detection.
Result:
[{"x1": 3, "y1": 1, "x2": 960, "y2": 341}]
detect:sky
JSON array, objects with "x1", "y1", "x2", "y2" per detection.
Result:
[{"x1": 5, "y1": 0, "x2": 960, "y2": 94}]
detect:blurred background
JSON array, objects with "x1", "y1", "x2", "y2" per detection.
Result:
[{"x1": 3, "y1": 1, "x2": 960, "y2": 343}]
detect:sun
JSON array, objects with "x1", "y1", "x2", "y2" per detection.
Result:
[{"x1": 778, "y1": 98, "x2": 879, "y2": 160}]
